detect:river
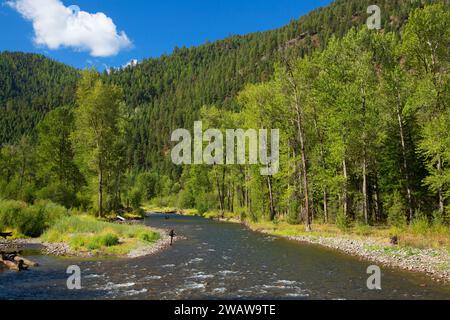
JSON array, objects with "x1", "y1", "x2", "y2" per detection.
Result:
[{"x1": 0, "y1": 213, "x2": 449, "y2": 300}]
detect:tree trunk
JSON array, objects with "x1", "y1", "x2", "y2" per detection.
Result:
[
  {"x1": 297, "y1": 113, "x2": 312, "y2": 231},
  {"x1": 311, "y1": 106, "x2": 328, "y2": 224},
  {"x1": 285, "y1": 62, "x2": 312, "y2": 231},
  {"x1": 231, "y1": 181, "x2": 235, "y2": 213},
  {"x1": 214, "y1": 167, "x2": 224, "y2": 217},
  {"x1": 437, "y1": 156, "x2": 445, "y2": 216},
  {"x1": 396, "y1": 101, "x2": 414, "y2": 222},
  {"x1": 267, "y1": 175, "x2": 276, "y2": 221},
  {"x1": 98, "y1": 165, "x2": 103, "y2": 218},
  {"x1": 221, "y1": 167, "x2": 226, "y2": 217},
  {"x1": 373, "y1": 178, "x2": 382, "y2": 223},
  {"x1": 19, "y1": 151, "x2": 26, "y2": 188},
  {"x1": 363, "y1": 156, "x2": 369, "y2": 225},
  {"x1": 343, "y1": 159, "x2": 348, "y2": 217}
]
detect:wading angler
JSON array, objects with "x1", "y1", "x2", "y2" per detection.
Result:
[{"x1": 171, "y1": 121, "x2": 280, "y2": 176}]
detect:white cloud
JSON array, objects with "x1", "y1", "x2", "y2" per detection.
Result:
[
  {"x1": 7, "y1": 0, "x2": 132, "y2": 57},
  {"x1": 123, "y1": 59, "x2": 138, "y2": 68}
]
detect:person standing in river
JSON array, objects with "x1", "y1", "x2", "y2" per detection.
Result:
[{"x1": 169, "y1": 230, "x2": 176, "y2": 246}]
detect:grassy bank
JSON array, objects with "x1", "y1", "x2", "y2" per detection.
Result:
[
  {"x1": 0, "y1": 200, "x2": 162, "y2": 257},
  {"x1": 41, "y1": 215, "x2": 160, "y2": 257},
  {"x1": 247, "y1": 220, "x2": 450, "y2": 251}
]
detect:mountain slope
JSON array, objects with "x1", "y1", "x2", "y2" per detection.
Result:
[{"x1": 0, "y1": 52, "x2": 79, "y2": 143}]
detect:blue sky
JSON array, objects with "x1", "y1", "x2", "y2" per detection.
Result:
[{"x1": 0, "y1": 0, "x2": 332, "y2": 70}]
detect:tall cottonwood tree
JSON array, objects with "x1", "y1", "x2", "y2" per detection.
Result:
[
  {"x1": 374, "y1": 32, "x2": 418, "y2": 222},
  {"x1": 73, "y1": 70, "x2": 126, "y2": 217},
  {"x1": 402, "y1": 3, "x2": 450, "y2": 217},
  {"x1": 36, "y1": 106, "x2": 84, "y2": 207},
  {"x1": 277, "y1": 59, "x2": 314, "y2": 230},
  {"x1": 239, "y1": 82, "x2": 285, "y2": 221}
]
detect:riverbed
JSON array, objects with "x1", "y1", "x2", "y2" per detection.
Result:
[{"x1": 0, "y1": 214, "x2": 449, "y2": 300}]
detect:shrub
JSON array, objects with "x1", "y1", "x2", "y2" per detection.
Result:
[
  {"x1": 97, "y1": 233, "x2": 120, "y2": 247},
  {"x1": 335, "y1": 210, "x2": 350, "y2": 232},
  {"x1": 411, "y1": 215, "x2": 430, "y2": 235},
  {"x1": 36, "y1": 183, "x2": 78, "y2": 208},
  {"x1": 387, "y1": 191, "x2": 407, "y2": 228},
  {"x1": 354, "y1": 223, "x2": 371, "y2": 236},
  {"x1": 33, "y1": 200, "x2": 68, "y2": 226},
  {"x1": 70, "y1": 235, "x2": 87, "y2": 249},
  {"x1": 18, "y1": 206, "x2": 46, "y2": 237},
  {"x1": 286, "y1": 201, "x2": 301, "y2": 225},
  {"x1": 137, "y1": 230, "x2": 159, "y2": 243},
  {"x1": 0, "y1": 200, "x2": 27, "y2": 232},
  {"x1": 0, "y1": 200, "x2": 47, "y2": 237},
  {"x1": 154, "y1": 195, "x2": 171, "y2": 208},
  {"x1": 238, "y1": 208, "x2": 247, "y2": 222},
  {"x1": 78, "y1": 233, "x2": 120, "y2": 250},
  {"x1": 129, "y1": 188, "x2": 143, "y2": 210},
  {"x1": 136, "y1": 171, "x2": 158, "y2": 201},
  {"x1": 431, "y1": 212, "x2": 449, "y2": 235},
  {"x1": 195, "y1": 193, "x2": 209, "y2": 214},
  {"x1": 0, "y1": 199, "x2": 68, "y2": 237},
  {"x1": 18, "y1": 183, "x2": 36, "y2": 204},
  {"x1": 179, "y1": 189, "x2": 195, "y2": 209}
]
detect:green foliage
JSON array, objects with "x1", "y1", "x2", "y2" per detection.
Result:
[
  {"x1": 102, "y1": 0, "x2": 427, "y2": 175},
  {"x1": 354, "y1": 223, "x2": 372, "y2": 236},
  {"x1": 335, "y1": 210, "x2": 350, "y2": 232},
  {"x1": 70, "y1": 233, "x2": 119, "y2": 250},
  {"x1": 136, "y1": 171, "x2": 159, "y2": 200},
  {"x1": 0, "y1": 199, "x2": 67, "y2": 237},
  {"x1": 73, "y1": 71, "x2": 127, "y2": 215},
  {"x1": 195, "y1": 193, "x2": 210, "y2": 215},
  {"x1": 0, "y1": 200, "x2": 26, "y2": 232},
  {"x1": 136, "y1": 230, "x2": 160, "y2": 243},
  {"x1": 286, "y1": 201, "x2": 301, "y2": 225},
  {"x1": 411, "y1": 215, "x2": 430, "y2": 236},
  {"x1": 88, "y1": 233, "x2": 119, "y2": 249},
  {"x1": 0, "y1": 52, "x2": 78, "y2": 144},
  {"x1": 129, "y1": 188, "x2": 143, "y2": 210},
  {"x1": 0, "y1": 136, "x2": 37, "y2": 202},
  {"x1": 387, "y1": 192, "x2": 408, "y2": 228},
  {"x1": 35, "y1": 106, "x2": 84, "y2": 207},
  {"x1": 35, "y1": 183, "x2": 78, "y2": 208}
]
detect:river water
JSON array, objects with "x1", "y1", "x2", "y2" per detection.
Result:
[{"x1": 0, "y1": 213, "x2": 449, "y2": 300}]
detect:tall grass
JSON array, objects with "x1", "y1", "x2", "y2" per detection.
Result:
[{"x1": 41, "y1": 215, "x2": 160, "y2": 253}]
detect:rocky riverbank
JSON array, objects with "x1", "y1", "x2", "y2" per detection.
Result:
[{"x1": 259, "y1": 231, "x2": 450, "y2": 283}]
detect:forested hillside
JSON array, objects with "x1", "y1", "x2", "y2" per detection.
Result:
[{"x1": 0, "y1": 52, "x2": 78, "y2": 143}]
